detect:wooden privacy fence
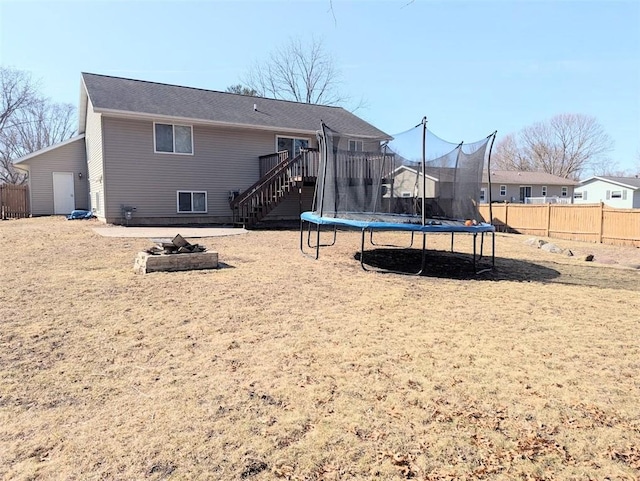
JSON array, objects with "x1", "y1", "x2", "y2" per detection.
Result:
[
  {"x1": 479, "y1": 203, "x2": 640, "y2": 247},
  {"x1": 0, "y1": 184, "x2": 30, "y2": 219}
]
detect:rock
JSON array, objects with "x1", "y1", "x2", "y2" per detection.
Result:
[
  {"x1": 525, "y1": 238, "x2": 548, "y2": 248},
  {"x1": 583, "y1": 254, "x2": 594, "y2": 262},
  {"x1": 540, "y1": 243, "x2": 564, "y2": 254}
]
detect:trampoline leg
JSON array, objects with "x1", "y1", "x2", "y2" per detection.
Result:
[
  {"x1": 473, "y1": 233, "x2": 477, "y2": 272},
  {"x1": 307, "y1": 224, "x2": 337, "y2": 249},
  {"x1": 474, "y1": 231, "x2": 495, "y2": 275},
  {"x1": 369, "y1": 230, "x2": 415, "y2": 248},
  {"x1": 450, "y1": 233, "x2": 454, "y2": 253},
  {"x1": 300, "y1": 219, "x2": 321, "y2": 260},
  {"x1": 417, "y1": 233, "x2": 427, "y2": 275},
  {"x1": 360, "y1": 229, "x2": 427, "y2": 276},
  {"x1": 360, "y1": 229, "x2": 367, "y2": 270}
]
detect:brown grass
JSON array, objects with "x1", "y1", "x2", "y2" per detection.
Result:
[{"x1": 1, "y1": 217, "x2": 639, "y2": 480}]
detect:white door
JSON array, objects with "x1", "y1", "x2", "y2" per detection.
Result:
[{"x1": 53, "y1": 172, "x2": 75, "y2": 214}]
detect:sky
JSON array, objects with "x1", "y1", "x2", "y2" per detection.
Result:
[{"x1": 1, "y1": 0, "x2": 639, "y2": 174}]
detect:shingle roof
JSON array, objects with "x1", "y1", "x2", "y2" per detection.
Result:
[
  {"x1": 586, "y1": 176, "x2": 640, "y2": 189},
  {"x1": 482, "y1": 170, "x2": 578, "y2": 185},
  {"x1": 81, "y1": 73, "x2": 389, "y2": 139}
]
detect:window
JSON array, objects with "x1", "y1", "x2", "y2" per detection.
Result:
[
  {"x1": 499, "y1": 185, "x2": 507, "y2": 196},
  {"x1": 573, "y1": 191, "x2": 583, "y2": 199},
  {"x1": 561, "y1": 186, "x2": 568, "y2": 197},
  {"x1": 92, "y1": 192, "x2": 101, "y2": 213},
  {"x1": 155, "y1": 123, "x2": 193, "y2": 154},
  {"x1": 611, "y1": 190, "x2": 623, "y2": 199},
  {"x1": 277, "y1": 136, "x2": 309, "y2": 158},
  {"x1": 348, "y1": 139, "x2": 364, "y2": 152},
  {"x1": 541, "y1": 186, "x2": 547, "y2": 196},
  {"x1": 480, "y1": 188, "x2": 486, "y2": 203},
  {"x1": 177, "y1": 191, "x2": 207, "y2": 213}
]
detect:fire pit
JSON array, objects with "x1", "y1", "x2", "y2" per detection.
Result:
[{"x1": 134, "y1": 234, "x2": 218, "y2": 274}]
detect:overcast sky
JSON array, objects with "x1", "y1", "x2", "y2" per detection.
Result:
[{"x1": 1, "y1": 0, "x2": 638, "y2": 174}]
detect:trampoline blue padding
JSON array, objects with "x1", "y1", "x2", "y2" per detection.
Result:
[{"x1": 300, "y1": 211, "x2": 495, "y2": 234}]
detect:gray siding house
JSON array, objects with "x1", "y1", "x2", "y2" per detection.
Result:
[
  {"x1": 14, "y1": 135, "x2": 88, "y2": 216},
  {"x1": 481, "y1": 171, "x2": 578, "y2": 204},
  {"x1": 15, "y1": 73, "x2": 389, "y2": 224}
]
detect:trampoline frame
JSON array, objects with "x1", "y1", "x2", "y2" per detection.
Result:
[{"x1": 300, "y1": 212, "x2": 495, "y2": 275}]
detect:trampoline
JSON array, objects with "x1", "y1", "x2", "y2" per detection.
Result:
[{"x1": 300, "y1": 119, "x2": 497, "y2": 275}]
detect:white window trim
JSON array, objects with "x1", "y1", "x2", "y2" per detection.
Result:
[
  {"x1": 610, "y1": 190, "x2": 623, "y2": 199},
  {"x1": 480, "y1": 187, "x2": 486, "y2": 202},
  {"x1": 561, "y1": 186, "x2": 568, "y2": 197},
  {"x1": 275, "y1": 135, "x2": 311, "y2": 156},
  {"x1": 176, "y1": 190, "x2": 207, "y2": 213},
  {"x1": 541, "y1": 185, "x2": 547, "y2": 196},
  {"x1": 499, "y1": 185, "x2": 507, "y2": 196},
  {"x1": 154, "y1": 122, "x2": 194, "y2": 155},
  {"x1": 348, "y1": 139, "x2": 364, "y2": 152},
  {"x1": 573, "y1": 191, "x2": 583, "y2": 199}
]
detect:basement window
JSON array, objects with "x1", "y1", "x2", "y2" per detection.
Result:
[
  {"x1": 155, "y1": 123, "x2": 193, "y2": 154},
  {"x1": 177, "y1": 191, "x2": 207, "y2": 213}
]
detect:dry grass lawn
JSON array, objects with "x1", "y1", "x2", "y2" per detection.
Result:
[{"x1": 1, "y1": 217, "x2": 639, "y2": 480}]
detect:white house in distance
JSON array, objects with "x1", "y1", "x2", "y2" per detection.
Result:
[{"x1": 574, "y1": 176, "x2": 640, "y2": 208}]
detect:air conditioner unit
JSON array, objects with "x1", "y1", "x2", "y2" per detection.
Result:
[
  {"x1": 381, "y1": 183, "x2": 392, "y2": 198},
  {"x1": 228, "y1": 190, "x2": 240, "y2": 202}
]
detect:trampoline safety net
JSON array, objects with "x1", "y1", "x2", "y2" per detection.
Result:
[{"x1": 313, "y1": 119, "x2": 496, "y2": 224}]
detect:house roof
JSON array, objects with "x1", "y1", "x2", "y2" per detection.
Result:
[
  {"x1": 482, "y1": 170, "x2": 578, "y2": 185},
  {"x1": 13, "y1": 134, "x2": 86, "y2": 165},
  {"x1": 79, "y1": 73, "x2": 390, "y2": 140},
  {"x1": 578, "y1": 176, "x2": 640, "y2": 190}
]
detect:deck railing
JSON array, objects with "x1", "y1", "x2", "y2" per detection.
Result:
[
  {"x1": 259, "y1": 149, "x2": 391, "y2": 180},
  {"x1": 231, "y1": 150, "x2": 317, "y2": 226},
  {"x1": 233, "y1": 149, "x2": 394, "y2": 227}
]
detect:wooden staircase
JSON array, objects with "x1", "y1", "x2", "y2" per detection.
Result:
[{"x1": 230, "y1": 150, "x2": 317, "y2": 228}]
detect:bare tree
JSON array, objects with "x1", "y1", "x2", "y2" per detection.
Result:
[
  {"x1": 244, "y1": 37, "x2": 347, "y2": 106},
  {"x1": 0, "y1": 67, "x2": 38, "y2": 134},
  {"x1": 492, "y1": 114, "x2": 613, "y2": 180},
  {"x1": 225, "y1": 84, "x2": 258, "y2": 96},
  {"x1": 0, "y1": 67, "x2": 76, "y2": 184}
]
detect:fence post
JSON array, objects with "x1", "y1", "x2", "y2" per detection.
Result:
[
  {"x1": 546, "y1": 203, "x2": 551, "y2": 237},
  {"x1": 504, "y1": 203, "x2": 509, "y2": 232},
  {"x1": 599, "y1": 202, "x2": 604, "y2": 244}
]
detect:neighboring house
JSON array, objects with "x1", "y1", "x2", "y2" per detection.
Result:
[
  {"x1": 481, "y1": 171, "x2": 578, "y2": 204},
  {"x1": 382, "y1": 165, "x2": 439, "y2": 198},
  {"x1": 574, "y1": 176, "x2": 640, "y2": 208},
  {"x1": 14, "y1": 72, "x2": 389, "y2": 224}
]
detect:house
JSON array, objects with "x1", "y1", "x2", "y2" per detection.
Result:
[
  {"x1": 14, "y1": 73, "x2": 389, "y2": 225},
  {"x1": 481, "y1": 171, "x2": 578, "y2": 204},
  {"x1": 574, "y1": 176, "x2": 640, "y2": 208},
  {"x1": 382, "y1": 165, "x2": 439, "y2": 198}
]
